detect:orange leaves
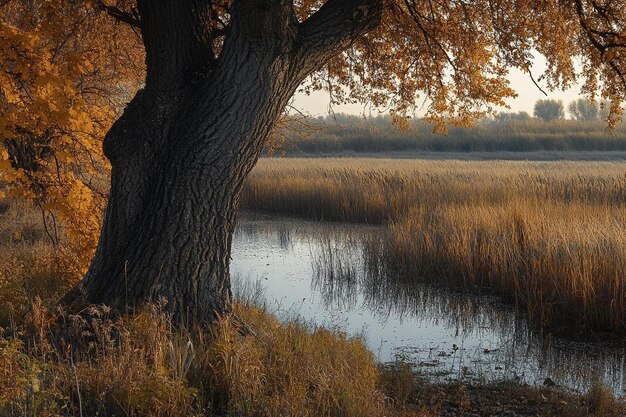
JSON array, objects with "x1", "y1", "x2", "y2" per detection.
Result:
[
  {"x1": 0, "y1": 148, "x2": 11, "y2": 172},
  {"x1": 0, "y1": 0, "x2": 143, "y2": 277},
  {"x1": 294, "y1": 0, "x2": 325, "y2": 21}
]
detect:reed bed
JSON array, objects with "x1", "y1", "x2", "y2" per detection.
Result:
[{"x1": 242, "y1": 158, "x2": 626, "y2": 333}]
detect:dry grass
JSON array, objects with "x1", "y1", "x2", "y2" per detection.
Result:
[
  {"x1": 0, "y1": 301, "x2": 390, "y2": 417},
  {"x1": 242, "y1": 158, "x2": 626, "y2": 332},
  {"x1": 0, "y1": 196, "x2": 623, "y2": 416},
  {"x1": 1, "y1": 301, "x2": 622, "y2": 417},
  {"x1": 0, "y1": 199, "x2": 390, "y2": 417},
  {"x1": 0, "y1": 200, "x2": 71, "y2": 328}
]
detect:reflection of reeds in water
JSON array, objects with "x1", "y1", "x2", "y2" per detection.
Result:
[
  {"x1": 311, "y1": 230, "x2": 522, "y2": 337},
  {"x1": 235, "y1": 221, "x2": 294, "y2": 251},
  {"x1": 311, "y1": 233, "x2": 361, "y2": 310},
  {"x1": 243, "y1": 158, "x2": 626, "y2": 334},
  {"x1": 277, "y1": 227, "x2": 291, "y2": 250}
]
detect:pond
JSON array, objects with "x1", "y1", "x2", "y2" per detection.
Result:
[{"x1": 231, "y1": 213, "x2": 626, "y2": 395}]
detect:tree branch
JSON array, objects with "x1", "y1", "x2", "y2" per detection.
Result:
[
  {"x1": 298, "y1": 0, "x2": 383, "y2": 61},
  {"x1": 97, "y1": 1, "x2": 141, "y2": 28},
  {"x1": 573, "y1": 0, "x2": 626, "y2": 90}
]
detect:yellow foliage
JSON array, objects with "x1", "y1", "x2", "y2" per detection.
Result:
[{"x1": 0, "y1": 0, "x2": 143, "y2": 277}]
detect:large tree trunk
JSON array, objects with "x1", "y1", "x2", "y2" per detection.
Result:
[
  {"x1": 75, "y1": 48, "x2": 301, "y2": 323},
  {"x1": 67, "y1": 0, "x2": 382, "y2": 324}
]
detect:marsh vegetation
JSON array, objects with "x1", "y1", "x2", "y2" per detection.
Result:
[
  {"x1": 278, "y1": 116, "x2": 626, "y2": 154},
  {"x1": 242, "y1": 158, "x2": 626, "y2": 334},
  {"x1": 232, "y1": 218, "x2": 626, "y2": 394}
]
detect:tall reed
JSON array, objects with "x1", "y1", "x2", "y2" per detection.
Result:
[
  {"x1": 242, "y1": 158, "x2": 626, "y2": 332},
  {"x1": 384, "y1": 203, "x2": 626, "y2": 331}
]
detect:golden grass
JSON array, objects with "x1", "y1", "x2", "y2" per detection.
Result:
[
  {"x1": 2, "y1": 301, "x2": 623, "y2": 417},
  {"x1": 243, "y1": 158, "x2": 626, "y2": 332},
  {"x1": 0, "y1": 301, "x2": 389, "y2": 417}
]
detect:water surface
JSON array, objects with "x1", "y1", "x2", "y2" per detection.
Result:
[{"x1": 231, "y1": 214, "x2": 626, "y2": 394}]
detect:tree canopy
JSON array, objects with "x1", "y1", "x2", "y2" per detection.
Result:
[
  {"x1": 303, "y1": 0, "x2": 626, "y2": 129},
  {"x1": 4, "y1": 0, "x2": 622, "y2": 130}
]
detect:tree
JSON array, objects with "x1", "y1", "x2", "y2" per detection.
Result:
[
  {"x1": 569, "y1": 98, "x2": 598, "y2": 120},
  {"x1": 569, "y1": 98, "x2": 613, "y2": 120},
  {"x1": 533, "y1": 99, "x2": 565, "y2": 121},
  {"x1": 2, "y1": 0, "x2": 626, "y2": 324}
]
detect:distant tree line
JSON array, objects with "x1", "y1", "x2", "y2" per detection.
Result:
[
  {"x1": 277, "y1": 99, "x2": 626, "y2": 154},
  {"x1": 496, "y1": 99, "x2": 611, "y2": 122},
  {"x1": 526, "y1": 98, "x2": 611, "y2": 121}
]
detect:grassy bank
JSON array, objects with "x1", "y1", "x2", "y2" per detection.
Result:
[
  {"x1": 1, "y1": 198, "x2": 624, "y2": 416},
  {"x1": 0, "y1": 200, "x2": 386, "y2": 416},
  {"x1": 1, "y1": 300, "x2": 389, "y2": 417},
  {"x1": 242, "y1": 158, "x2": 626, "y2": 333},
  {"x1": 3, "y1": 302, "x2": 623, "y2": 417}
]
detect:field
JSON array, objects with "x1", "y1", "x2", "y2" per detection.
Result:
[
  {"x1": 2, "y1": 157, "x2": 626, "y2": 416},
  {"x1": 242, "y1": 158, "x2": 626, "y2": 334}
]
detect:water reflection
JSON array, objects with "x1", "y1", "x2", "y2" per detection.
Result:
[{"x1": 231, "y1": 214, "x2": 626, "y2": 395}]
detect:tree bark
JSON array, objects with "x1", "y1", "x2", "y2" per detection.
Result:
[{"x1": 66, "y1": 0, "x2": 382, "y2": 324}]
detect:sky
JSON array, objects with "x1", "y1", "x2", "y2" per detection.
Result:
[{"x1": 292, "y1": 59, "x2": 581, "y2": 118}]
